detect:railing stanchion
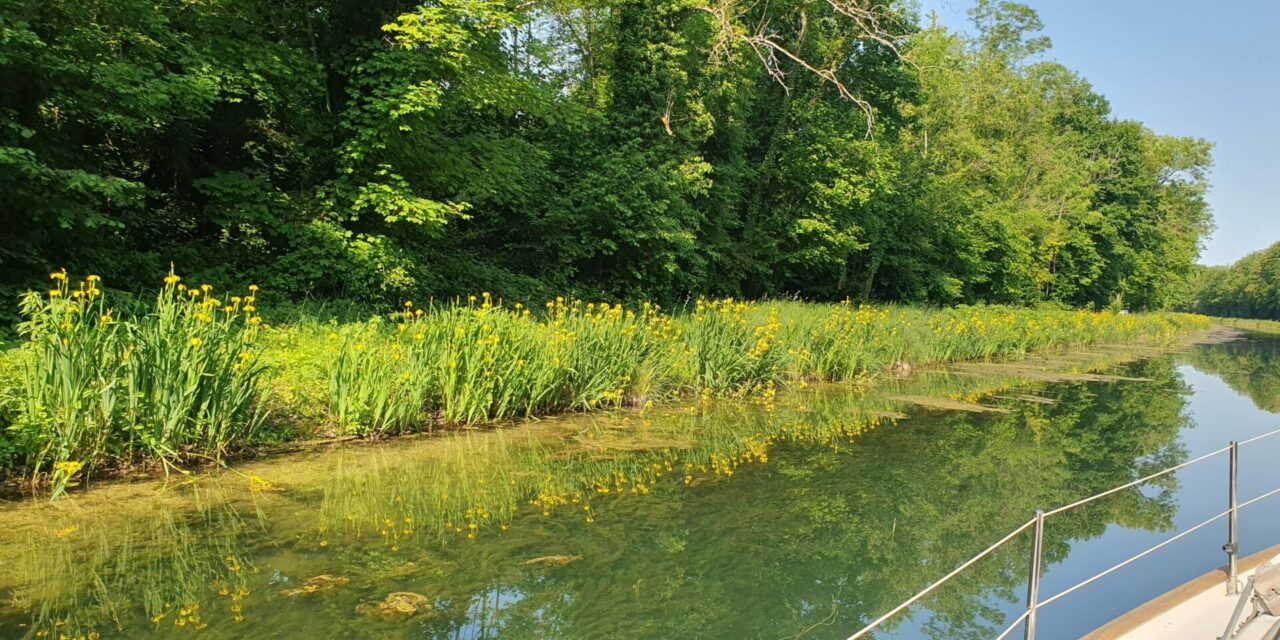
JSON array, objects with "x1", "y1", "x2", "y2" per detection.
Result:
[
  {"x1": 1025, "y1": 510, "x2": 1046, "y2": 640},
  {"x1": 843, "y1": 429, "x2": 1280, "y2": 640},
  {"x1": 1226, "y1": 440, "x2": 1240, "y2": 595}
]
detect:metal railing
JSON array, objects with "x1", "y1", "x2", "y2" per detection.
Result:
[{"x1": 846, "y1": 426, "x2": 1280, "y2": 640}]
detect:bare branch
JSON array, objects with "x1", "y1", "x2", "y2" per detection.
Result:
[{"x1": 695, "y1": 0, "x2": 912, "y2": 138}]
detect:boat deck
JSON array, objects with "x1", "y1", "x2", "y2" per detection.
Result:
[{"x1": 1085, "y1": 545, "x2": 1280, "y2": 640}]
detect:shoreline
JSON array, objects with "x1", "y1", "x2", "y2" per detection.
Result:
[{"x1": 0, "y1": 324, "x2": 1234, "y2": 502}]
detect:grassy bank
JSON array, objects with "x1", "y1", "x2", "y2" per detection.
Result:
[
  {"x1": 1215, "y1": 317, "x2": 1280, "y2": 335},
  {"x1": 0, "y1": 271, "x2": 1212, "y2": 495}
]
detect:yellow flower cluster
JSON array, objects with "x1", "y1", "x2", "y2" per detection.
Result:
[{"x1": 52, "y1": 460, "x2": 83, "y2": 476}]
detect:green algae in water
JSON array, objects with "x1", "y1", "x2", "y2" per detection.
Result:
[{"x1": 1, "y1": 335, "x2": 1269, "y2": 640}]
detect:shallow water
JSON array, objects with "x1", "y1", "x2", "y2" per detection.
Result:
[{"x1": 1, "y1": 333, "x2": 1278, "y2": 640}]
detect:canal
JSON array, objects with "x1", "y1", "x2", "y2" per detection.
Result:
[{"x1": 2, "y1": 331, "x2": 1278, "y2": 639}]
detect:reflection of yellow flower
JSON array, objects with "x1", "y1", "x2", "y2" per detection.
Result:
[{"x1": 248, "y1": 475, "x2": 272, "y2": 493}]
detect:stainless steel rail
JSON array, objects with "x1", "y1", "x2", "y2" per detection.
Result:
[
  {"x1": 846, "y1": 517, "x2": 1040, "y2": 639},
  {"x1": 845, "y1": 425, "x2": 1280, "y2": 640}
]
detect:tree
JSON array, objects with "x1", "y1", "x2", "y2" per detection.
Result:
[
  {"x1": 1189, "y1": 242, "x2": 1280, "y2": 319},
  {"x1": 0, "y1": 0, "x2": 1217, "y2": 321}
]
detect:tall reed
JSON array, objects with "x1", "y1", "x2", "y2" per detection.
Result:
[
  {"x1": 321, "y1": 296, "x2": 1210, "y2": 436},
  {"x1": 4, "y1": 270, "x2": 1212, "y2": 487},
  {"x1": 15, "y1": 272, "x2": 119, "y2": 493},
  {"x1": 12, "y1": 269, "x2": 270, "y2": 495}
]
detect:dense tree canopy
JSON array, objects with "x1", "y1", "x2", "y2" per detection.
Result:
[
  {"x1": 0, "y1": 0, "x2": 1214, "y2": 319},
  {"x1": 1188, "y1": 242, "x2": 1280, "y2": 320}
]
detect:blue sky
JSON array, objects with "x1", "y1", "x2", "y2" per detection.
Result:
[{"x1": 916, "y1": 0, "x2": 1280, "y2": 266}]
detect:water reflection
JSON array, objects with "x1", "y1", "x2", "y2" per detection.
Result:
[
  {"x1": 405, "y1": 357, "x2": 1190, "y2": 640},
  {"x1": 3, "y1": 339, "x2": 1272, "y2": 640},
  {"x1": 1182, "y1": 331, "x2": 1280, "y2": 413}
]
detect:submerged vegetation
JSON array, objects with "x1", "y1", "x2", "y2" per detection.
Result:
[
  {"x1": 0, "y1": 339, "x2": 1232, "y2": 639},
  {"x1": 0, "y1": 269, "x2": 1211, "y2": 491}
]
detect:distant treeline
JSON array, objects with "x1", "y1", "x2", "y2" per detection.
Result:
[
  {"x1": 1189, "y1": 242, "x2": 1280, "y2": 320},
  {"x1": 1, "y1": 0, "x2": 1212, "y2": 321}
]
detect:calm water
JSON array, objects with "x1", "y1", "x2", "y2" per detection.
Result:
[{"x1": 1, "y1": 333, "x2": 1279, "y2": 640}]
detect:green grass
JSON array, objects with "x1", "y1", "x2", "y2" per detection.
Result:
[
  {"x1": 1214, "y1": 317, "x2": 1280, "y2": 335},
  {"x1": 0, "y1": 270, "x2": 1215, "y2": 492}
]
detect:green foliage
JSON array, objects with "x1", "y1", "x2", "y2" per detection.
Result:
[
  {"x1": 1, "y1": 0, "x2": 1215, "y2": 317},
  {"x1": 0, "y1": 346, "x2": 25, "y2": 473},
  {"x1": 902, "y1": 18, "x2": 1212, "y2": 310},
  {"x1": 3, "y1": 270, "x2": 1211, "y2": 481},
  {"x1": 326, "y1": 297, "x2": 692, "y2": 434},
  {"x1": 318, "y1": 293, "x2": 1208, "y2": 436},
  {"x1": 1188, "y1": 242, "x2": 1280, "y2": 319}
]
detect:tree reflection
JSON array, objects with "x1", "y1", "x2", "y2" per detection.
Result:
[
  {"x1": 409, "y1": 357, "x2": 1191, "y2": 640},
  {"x1": 0, "y1": 355, "x2": 1196, "y2": 640},
  {"x1": 1182, "y1": 333, "x2": 1280, "y2": 413}
]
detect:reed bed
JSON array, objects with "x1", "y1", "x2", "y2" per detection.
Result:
[
  {"x1": 319, "y1": 297, "x2": 1208, "y2": 437},
  {"x1": 310, "y1": 342, "x2": 1149, "y2": 551},
  {"x1": 0, "y1": 269, "x2": 1212, "y2": 491},
  {"x1": 7, "y1": 269, "x2": 269, "y2": 495}
]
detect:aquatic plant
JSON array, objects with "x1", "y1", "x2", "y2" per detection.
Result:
[
  {"x1": 10, "y1": 494, "x2": 257, "y2": 638},
  {"x1": 11, "y1": 269, "x2": 269, "y2": 494},
  {"x1": 0, "y1": 266, "x2": 1211, "y2": 489},
  {"x1": 0, "y1": 339, "x2": 1203, "y2": 638},
  {"x1": 321, "y1": 296, "x2": 1209, "y2": 435}
]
